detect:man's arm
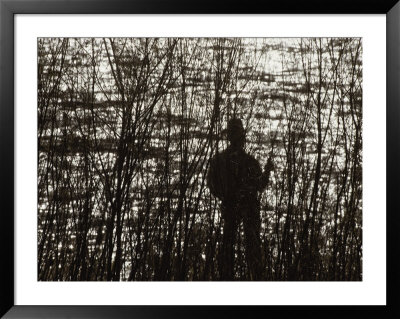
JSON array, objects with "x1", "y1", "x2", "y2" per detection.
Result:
[
  {"x1": 253, "y1": 156, "x2": 274, "y2": 191},
  {"x1": 207, "y1": 156, "x2": 222, "y2": 199}
]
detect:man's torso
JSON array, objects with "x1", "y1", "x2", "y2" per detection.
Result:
[{"x1": 209, "y1": 147, "x2": 262, "y2": 206}]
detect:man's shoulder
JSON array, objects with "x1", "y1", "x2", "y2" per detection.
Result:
[
  {"x1": 212, "y1": 148, "x2": 234, "y2": 160},
  {"x1": 209, "y1": 150, "x2": 227, "y2": 169},
  {"x1": 211, "y1": 148, "x2": 259, "y2": 165},
  {"x1": 244, "y1": 152, "x2": 259, "y2": 164},
  {"x1": 211, "y1": 150, "x2": 226, "y2": 161}
]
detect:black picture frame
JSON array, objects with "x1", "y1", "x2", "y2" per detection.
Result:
[{"x1": 1, "y1": 0, "x2": 399, "y2": 318}]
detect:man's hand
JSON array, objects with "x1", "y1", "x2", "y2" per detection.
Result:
[{"x1": 264, "y1": 157, "x2": 274, "y2": 173}]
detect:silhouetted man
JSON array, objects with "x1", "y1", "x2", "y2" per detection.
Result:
[{"x1": 207, "y1": 118, "x2": 273, "y2": 280}]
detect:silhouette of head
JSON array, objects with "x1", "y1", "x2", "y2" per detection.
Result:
[{"x1": 227, "y1": 118, "x2": 245, "y2": 149}]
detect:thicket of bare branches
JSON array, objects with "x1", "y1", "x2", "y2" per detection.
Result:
[{"x1": 38, "y1": 38, "x2": 362, "y2": 281}]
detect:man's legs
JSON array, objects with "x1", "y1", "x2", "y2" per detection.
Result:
[
  {"x1": 243, "y1": 204, "x2": 263, "y2": 280},
  {"x1": 220, "y1": 206, "x2": 237, "y2": 280}
]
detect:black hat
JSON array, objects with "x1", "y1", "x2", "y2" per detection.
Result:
[{"x1": 227, "y1": 118, "x2": 245, "y2": 142}]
